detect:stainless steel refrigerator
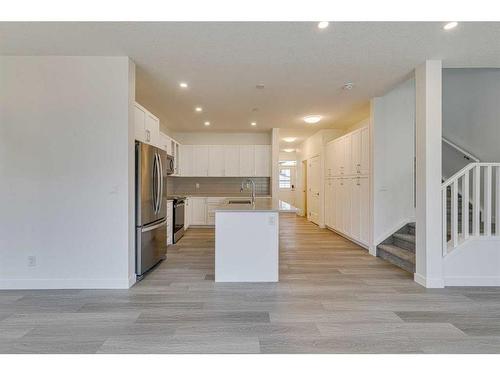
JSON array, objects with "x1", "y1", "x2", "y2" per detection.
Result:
[{"x1": 135, "y1": 141, "x2": 171, "y2": 277}]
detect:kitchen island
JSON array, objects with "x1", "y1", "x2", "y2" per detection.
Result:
[{"x1": 214, "y1": 197, "x2": 297, "y2": 282}]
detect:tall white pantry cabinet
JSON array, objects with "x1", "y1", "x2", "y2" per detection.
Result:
[{"x1": 325, "y1": 126, "x2": 370, "y2": 247}]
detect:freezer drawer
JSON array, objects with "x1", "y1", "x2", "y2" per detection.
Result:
[{"x1": 136, "y1": 219, "x2": 167, "y2": 276}]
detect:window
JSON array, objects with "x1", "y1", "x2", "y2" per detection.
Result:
[{"x1": 279, "y1": 167, "x2": 292, "y2": 189}]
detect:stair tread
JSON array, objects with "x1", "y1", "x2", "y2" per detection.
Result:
[
  {"x1": 393, "y1": 233, "x2": 415, "y2": 244},
  {"x1": 377, "y1": 244, "x2": 416, "y2": 263}
]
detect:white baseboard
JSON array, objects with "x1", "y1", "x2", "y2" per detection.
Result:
[
  {"x1": 445, "y1": 276, "x2": 500, "y2": 286},
  {"x1": 414, "y1": 273, "x2": 444, "y2": 288},
  {"x1": 0, "y1": 278, "x2": 132, "y2": 290},
  {"x1": 325, "y1": 226, "x2": 369, "y2": 251}
]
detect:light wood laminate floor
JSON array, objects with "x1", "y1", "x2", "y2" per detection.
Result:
[{"x1": 2, "y1": 214, "x2": 500, "y2": 353}]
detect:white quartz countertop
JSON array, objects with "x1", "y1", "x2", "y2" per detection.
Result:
[{"x1": 215, "y1": 197, "x2": 297, "y2": 213}]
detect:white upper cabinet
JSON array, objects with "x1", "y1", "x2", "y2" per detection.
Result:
[
  {"x1": 224, "y1": 146, "x2": 240, "y2": 177},
  {"x1": 193, "y1": 146, "x2": 209, "y2": 176},
  {"x1": 134, "y1": 102, "x2": 160, "y2": 147},
  {"x1": 239, "y1": 145, "x2": 255, "y2": 177},
  {"x1": 254, "y1": 145, "x2": 271, "y2": 177},
  {"x1": 326, "y1": 125, "x2": 369, "y2": 178},
  {"x1": 159, "y1": 132, "x2": 170, "y2": 152},
  {"x1": 326, "y1": 142, "x2": 335, "y2": 178},
  {"x1": 208, "y1": 146, "x2": 225, "y2": 176},
  {"x1": 179, "y1": 144, "x2": 271, "y2": 177},
  {"x1": 351, "y1": 129, "x2": 362, "y2": 174},
  {"x1": 134, "y1": 105, "x2": 146, "y2": 142},
  {"x1": 180, "y1": 145, "x2": 194, "y2": 176},
  {"x1": 350, "y1": 127, "x2": 369, "y2": 175},
  {"x1": 360, "y1": 126, "x2": 370, "y2": 175}
]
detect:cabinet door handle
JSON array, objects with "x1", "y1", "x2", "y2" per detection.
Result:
[{"x1": 146, "y1": 129, "x2": 151, "y2": 142}]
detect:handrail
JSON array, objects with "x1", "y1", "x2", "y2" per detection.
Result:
[
  {"x1": 442, "y1": 137, "x2": 480, "y2": 163},
  {"x1": 442, "y1": 162, "x2": 500, "y2": 188}
]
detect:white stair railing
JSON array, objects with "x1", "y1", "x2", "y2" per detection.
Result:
[{"x1": 442, "y1": 162, "x2": 500, "y2": 255}]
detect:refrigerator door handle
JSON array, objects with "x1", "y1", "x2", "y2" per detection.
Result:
[
  {"x1": 152, "y1": 153, "x2": 158, "y2": 214},
  {"x1": 158, "y1": 153, "x2": 163, "y2": 213},
  {"x1": 155, "y1": 153, "x2": 161, "y2": 214},
  {"x1": 141, "y1": 219, "x2": 167, "y2": 233}
]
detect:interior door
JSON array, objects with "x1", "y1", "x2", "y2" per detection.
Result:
[{"x1": 307, "y1": 155, "x2": 321, "y2": 224}]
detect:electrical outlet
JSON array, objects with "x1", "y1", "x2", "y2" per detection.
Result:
[
  {"x1": 28, "y1": 255, "x2": 36, "y2": 267},
  {"x1": 268, "y1": 215, "x2": 276, "y2": 226},
  {"x1": 195, "y1": 183, "x2": 200, "y2": 189}
]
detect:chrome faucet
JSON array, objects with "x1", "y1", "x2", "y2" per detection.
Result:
[{"x1": 240, "y1": 178, "x2": 256, "y2": 205}]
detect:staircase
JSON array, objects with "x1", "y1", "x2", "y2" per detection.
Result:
[{"x1": 376, "y1": 223, "x2": 415, "y2": 273}]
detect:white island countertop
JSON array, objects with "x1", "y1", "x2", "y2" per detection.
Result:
[{"x1": 215, "y1": 197, "x2": 297, "y2": 213}]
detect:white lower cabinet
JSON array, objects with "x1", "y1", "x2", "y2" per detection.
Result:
[
  {"x1": 185, "y1": 197, "x2": 236, "y2": 226},
  {"x1": 189, "y1": 197, "x2": 207, "y2": 225},
  {"x1": 327, "y1": 177, "x2": 369, "y2": 247},
  {"x1": 166, "y1": 201, "x2": 173, "y2": 245}
]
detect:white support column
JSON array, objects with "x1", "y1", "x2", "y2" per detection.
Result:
[
  {"x1": 368, "y1": 98, "x2": 378, "y2": 256},
  {"x1": 271, "y1": 128, "x2": 280, "y2": 202},
  {"x1": 414, "y1": 60, "x2": 444, "y2": 288}
]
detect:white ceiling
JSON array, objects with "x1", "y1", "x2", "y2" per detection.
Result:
[{"x1": 2, "y1": 22, "x2": 500, "y2": 143}]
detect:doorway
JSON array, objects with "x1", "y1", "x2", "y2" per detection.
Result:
[{"x1": 278, "y1": 161, "x2": 297, "y2": 206}]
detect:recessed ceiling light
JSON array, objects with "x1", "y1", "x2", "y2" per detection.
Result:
[
  {"x1": 318, "y1": 21, "x2": 329, "y2": 29},
  {"x1": 179, "y1": 82, "x2": 188, "y2": 88},
  {"x1": 283, "y1": 137, "x2": 297, "y2": 143},
  {"x1": 443, "y1": 22, "x2": 458, "y2": 30},
  {"x1": 303, "y1": 115, "x2": 322, "y2": 124},
  {"x1": 195, "y1": 107, "x2": 202, "y2": 112},
  {"x1": 204, "y1": 121, "x2": 210, "y2": 126},
  {"x1": 251, "y1": 122, "x2": 257, "y2": 126},
  {"x1": 283, "y1": 148, "x2": 295, "y2": 153}
]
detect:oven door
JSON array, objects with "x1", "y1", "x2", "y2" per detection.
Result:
[{"x1": 173, "y1": 201, "x2": 185, "y2": 243}]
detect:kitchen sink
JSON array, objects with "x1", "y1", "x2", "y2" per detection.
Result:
[{"x1": 227, "y1": 199, "x2": 252, "y2": 204}]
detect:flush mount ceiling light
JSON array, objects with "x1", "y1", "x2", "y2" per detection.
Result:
[
  {"x1": 342, "y1": 82, "x2": 354, "y2": 90},
  {"x1": 443, "y1": 22, "x2": 458, "y2": 30},
  {"x1": 283, "y1": 148, "x2": 295, "y2": 153},
  {"x1": 303, "y1": 115, "x2": 322, "y2": 124},
  {"x1": 251, "y1": 122, "x2": 257, "y2": 126},
  {"x1": 179, "y1": 82, "x2": 188, "y2": 88},
  {"x1": 318, "y1": 21, "x2": 329, "y2": 29},
  {"x1": 255, "y1": 83, "x2": 265, "y2": 89},
  {"x1": 204, "y1": 121, "x2": 210, "y2": 126},
  {"x1": 195, "y1": 107, "x2": 202, "y2": 112},
  {"x1": 283, "y1": 137, "x2": 297, "y2": 143}
]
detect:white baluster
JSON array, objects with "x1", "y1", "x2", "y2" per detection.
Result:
[
  {"x1": 452, "y1": 179, "x2": 458, "y2": 248},
  {"x1": 496, "y1": 166, "x2": 500, "y2": 236},
  {"x1": 484, "y1": 165, "x2": 492, "y2": 236},
  {"x1": 473, "y1": 165, "x2": 481, "y2": 236},
  {"x1": 442, "y1": 187, "x2": 447, "y2": 255},
  {"x1": 463, "y1": 171, "x2": 469, "y2": 241}
]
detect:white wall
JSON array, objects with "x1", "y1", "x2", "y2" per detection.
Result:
[
  {"x1": 443, "y1": 68, "x2": 500, "y2": 162},
  {"x1": 172, "y1": 132, "x2": 271, "y2": 145},
  {"x1": 0, "y1": 56, "x2": 136, "y2": 289},
  {"x1": 444, "y1": 238, "x2": 500, "y2": 286},
  {"x1": 372, "y1": 78, "x2": 416, "y2": 245}
]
